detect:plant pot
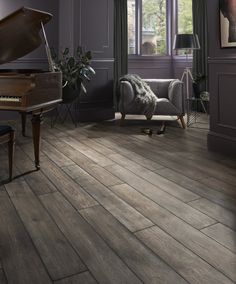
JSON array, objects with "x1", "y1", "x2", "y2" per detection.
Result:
[
  {"x1": 62, "y1": 85, "x2": 80, "y2": 104},
  {"x1": 192, "y1": 82, "x2": 201, "y2": 98}
]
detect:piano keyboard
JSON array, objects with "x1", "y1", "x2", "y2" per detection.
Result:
[{"x1": 0, "y1": 96, "x2": 21, "y2": 102}]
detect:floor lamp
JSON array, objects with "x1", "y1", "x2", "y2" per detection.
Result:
[{"x1": 173, "y1": 34, "x2": 200, "y2": 99}]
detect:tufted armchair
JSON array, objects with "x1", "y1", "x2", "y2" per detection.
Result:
[{"x1": 119, "y1": 78, "x2": 186, "y2": 128}]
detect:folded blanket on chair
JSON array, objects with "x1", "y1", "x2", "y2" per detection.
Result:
[{"x1": 120, "y1": 74, "x2": 158, "y2": 118}]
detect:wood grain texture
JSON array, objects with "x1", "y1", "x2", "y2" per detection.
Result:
[
  {"x1": 54, "y1": 271, "x2": 97, "y2": 284},
  {"x1": 156, "y1": 168, "x2": 236, "y2": 213},
  {"x1": 136, "y1": 226, "x2": 233, "y2": 284},
  {"x1": 107, "y1": 164, "x2": 215, "y2": 229},
  {"x1": 202, "y1": 223, "x2": 236, "y2": 253},
  {"x1": 108, "y1": 152, "x2": 199, "y2": 202},
  {"x1": 1, "y1": 116, "x2": 236, "y2": 284},
  {"x1": 5, "y1": 180, "x2": 85, "y2": 281},
  {"x1": 80, "y1": 205, "x2": 188, "y2": 284},
  {"x1": 189, "y1": 198, "x2": 236, "y2": 231},
  {"x1": 111, "y1": 183, "x2": 236, "y2": 282},
  {"x1": 46, "y1": 138, "x2": 122, "y2": 187},
  {"x1": 0, "y1": 189, "x2": 51, "y2": 284},
  {"x1": 62, "y1": 164, "x2": 153, "y2": 232},
  {"x1": 200, "y1": 177, "x2": 236, "y2": 198},
  {"x1": 61, "y1": 136, "x2": 114, "y2": 167},
  {"x1": 40, "y1": 156, "x2": 97, "y2": 210},
  {"x1": 40, "y1": 192, "x2": 141, "y2": 284},
  {"x1": 14, "y1": 145, "x2": 57, "y2": 195}
]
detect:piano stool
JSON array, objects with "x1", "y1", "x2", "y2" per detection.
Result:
[{"x1": 0, "y1": 125, "x2": 15, "y2": 181}]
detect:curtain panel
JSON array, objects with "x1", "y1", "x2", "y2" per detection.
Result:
[
  {"x1": 114, "y1": 0, "x2": 128, "y2": 109},
  {"x1": 192, "y1": 0, "x2": 208, "y2": 91}
]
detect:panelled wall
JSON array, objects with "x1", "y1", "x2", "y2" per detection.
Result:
[
  {"x1": 0, "y1": 0, "x2": 188, "y2": 123},
  {"x1": 207, "y1": 0, "x2": 236, "y2": 156},
  {"x1": 59, "y1": 0, "x2": 115, "y2": 122}
]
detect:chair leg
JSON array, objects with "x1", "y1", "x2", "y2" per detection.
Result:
[
  {"x1": 8, "y1": 130, "x2": 15, "y2": 181},
  {"x1": 178, "y1": 115, "x2": 186, "y2": 129},
  {"x1": 120, "y1": 113, "x2": 126, "y2": 126}
]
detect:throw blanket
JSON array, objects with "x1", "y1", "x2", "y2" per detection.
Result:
[{"x1": 120, "y1": 74, "x2": 158, "y2": 118}]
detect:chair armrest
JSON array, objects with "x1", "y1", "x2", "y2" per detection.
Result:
[
  {"x1": 168, "y1": 80, "x2": 185, "y2": 115},
  {"x1": 119, "y1": 81, "x2": 135, "y2": 112}
]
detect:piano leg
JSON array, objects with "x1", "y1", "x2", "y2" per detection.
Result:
[
  {"x1": 20, "y1": 112, "x2": 27, "y2": 136},
  {"x1": 31, "y1": 113, "x2": 42, "y2": 170}
]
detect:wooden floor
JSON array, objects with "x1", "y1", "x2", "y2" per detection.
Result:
[{"x1": 0, "y1": 114, "x2": 236, "y2": 284}]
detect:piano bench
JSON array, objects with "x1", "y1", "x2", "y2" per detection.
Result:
[{"x1": 0, "y1": 126, "x2": 15, "y2": 181}]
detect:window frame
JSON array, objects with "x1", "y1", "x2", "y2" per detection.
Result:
[{"x1": 128, "y1": 0, "x2": 192, "y2": 58}]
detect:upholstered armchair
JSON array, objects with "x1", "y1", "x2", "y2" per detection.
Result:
[{"x1": 119, "y1": 78, "x2": 186, "y2": 128}]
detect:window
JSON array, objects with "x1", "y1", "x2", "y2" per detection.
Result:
[
  {"x1": 177, "y1": 0, "x2": 192, "y2": 34},
  {"x1": 128, "y1": 0, "x2": 167, "y2": 56},
  {"x1": 176, "y1": 0, "x2": 193, "y2": 55},
  {"x1": 128, "y1": 0, "x2": 136, "y2": 54},
  {"x1": 128, "y1": 0, "x2": 193, "y2": 56}
]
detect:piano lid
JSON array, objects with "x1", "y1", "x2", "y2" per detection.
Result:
[{"x1": 0, "y1": 7, "x2": 52, "y2": 65}]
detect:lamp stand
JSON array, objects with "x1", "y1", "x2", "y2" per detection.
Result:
[{"x1": 181, "y1": 67, "x2": 193, "y2": 99}]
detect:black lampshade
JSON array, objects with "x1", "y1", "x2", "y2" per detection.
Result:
[{"x1": 173, "y1": 34, "x2": 200, "y2": 50}]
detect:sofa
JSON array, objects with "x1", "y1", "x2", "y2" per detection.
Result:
[{"x1": 119, "y1": 78, "x2": 186, "y2": 128}]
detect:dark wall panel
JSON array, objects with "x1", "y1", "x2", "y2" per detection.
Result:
[
  {"x1": 207, "y1": 0, "x2": 236, "y2": 156},
  {"x1": 65, "y1": 0, "x2": 115, "y2": 121}
]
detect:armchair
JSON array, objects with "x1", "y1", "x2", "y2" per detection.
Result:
[{"x1": 119, "y1": 78, "x2": 186, "y2": 128}]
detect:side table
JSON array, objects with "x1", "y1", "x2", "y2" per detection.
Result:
[{"x1": 186, "y1": 97, "x2": 209, "y2": 127}]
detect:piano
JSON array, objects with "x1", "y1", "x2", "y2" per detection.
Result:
[{"x1": 0, "y1": 7, "x2": 62, "y2": 170}]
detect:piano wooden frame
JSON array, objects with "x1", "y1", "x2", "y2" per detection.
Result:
[{"x1": 0, "y1": 7, "x2": 62, "y2": 170}]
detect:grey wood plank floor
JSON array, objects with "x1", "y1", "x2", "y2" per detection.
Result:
[{"x1": 0, "y1": 115, "x2": 236, "y2": 284}]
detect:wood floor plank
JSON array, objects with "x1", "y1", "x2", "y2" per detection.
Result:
[
  {"x1": 80, "y1": 205, "x2": 188, "y2": 284},
  {"x1": 62, "y1": 164, "x2": 153, "y2": 232},
  {"x1": 14, "y1": 145, "x2": 57, "y2": 196},
  {"x1": 201, "y1": 223, "x2": 236, "y2": 253},
  {"x1": 5, "y1": 180, "x2": 85, "y2": 281},
  {"x1": 189, "y1": 198, "x2": 236, "y2": 231},
  {"x1": 45, "y1": 138, "x2": 95, "y2": 167},
  {"x1": 93, "y1": 136, "x2": 164, "y2": 171},
  {"x1": 129, "y1": 131, "x2": 236, "y2": 186},
  {"x1": 0, "y1": 189, "x2": 51, "y2": 284},
  {"x1": 40, "y1": 156, "x2": 97, "y2": 209},
  {"x1": 106, "y1": 164, "x2": 215, "y2": 229},
  {"x1": 102, "y1": 135, "x2": 209, "y2": 180},
  {"x1": 42, "y1": 140, "x2": 75, "y2": 168},
  {"x1": 108, "y1": 153, "x2": 199, "y2": 202},
  {"x1": 46, "y1": 138, "x2": 122, "y2": 187},
  {"x1": 62, "y1": 136, "x2": 114, "y2": 167},
  {"x1": 54, "y1": 271, "x2": 97, "y2": 284},
  {"x1": 40, "y1": 192, "x2": 142, "y2": 284},
  {"x1": 111, "y1": 183, "x2": 236, "y2": 282},
  {"x1": 156, "y1": 168, "x2": 236, "y2": 213},
  {"x1": 199, "y1": 177, "x2": 236, "y2": 199},
  {"x1": 135, "y1": 226, "x2": 234, "y2": 284}
]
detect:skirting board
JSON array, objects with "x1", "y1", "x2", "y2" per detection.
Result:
[{"x1": 208, "y1": 131, "x2": 236, "y2": 157}]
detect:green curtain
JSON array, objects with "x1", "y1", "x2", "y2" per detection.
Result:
[
  {"x1": 114, "y1": 0, "x2": 128, "y2": 110},
  {"x1": 192, "y1": 0, "x2": 208, "y2": 91}
]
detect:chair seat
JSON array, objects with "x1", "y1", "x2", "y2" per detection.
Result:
[{"x1": 0, "y1": 125, "x2": 12, "y2": 136}]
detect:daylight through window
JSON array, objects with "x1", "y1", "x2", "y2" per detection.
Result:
[{"x1": 128, "y1": 0, "x2": 193, "y2": 56}]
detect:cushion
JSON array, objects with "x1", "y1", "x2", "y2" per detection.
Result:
[{"x1": 0, "y1": 125, "x2": 12, "y2": 136}]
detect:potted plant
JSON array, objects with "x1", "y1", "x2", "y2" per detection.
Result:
[
  {"x1": 192, "y1": 73, "x2": 206, "y2": 98},
  {"x1": 52, "y1": 46, "x2": 95, "y2": 103}
]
